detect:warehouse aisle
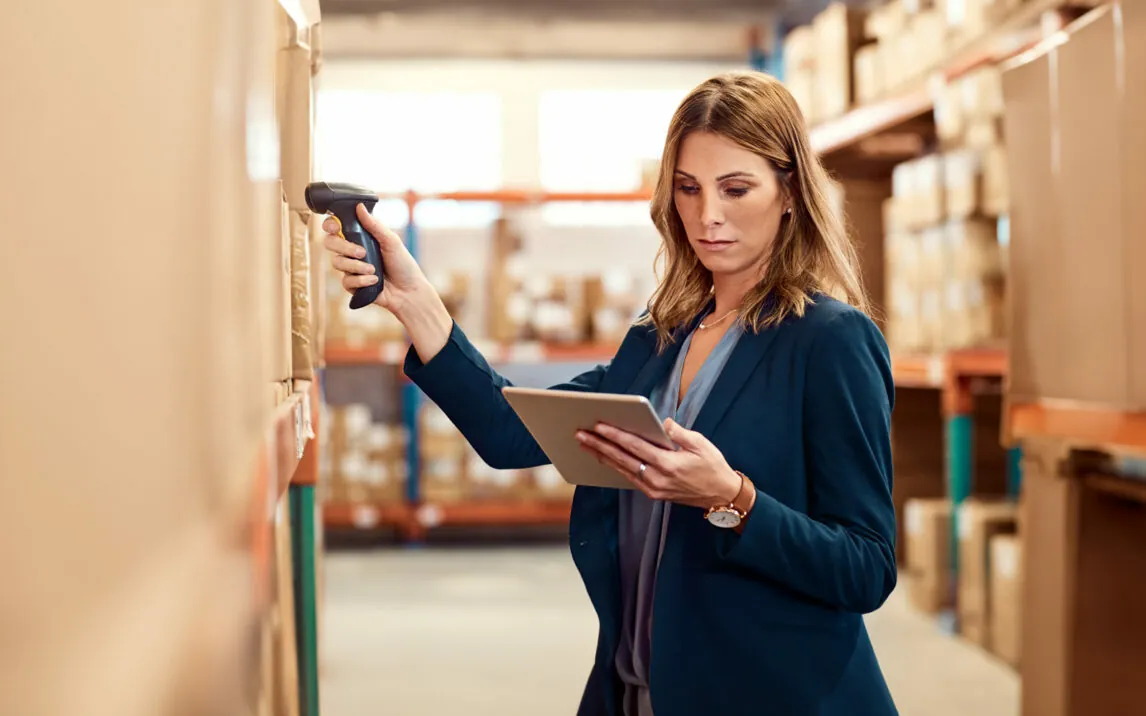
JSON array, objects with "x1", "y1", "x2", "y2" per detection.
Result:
[{"x1": 320, "y1": 546, "x2": 1018, "y2": 715}]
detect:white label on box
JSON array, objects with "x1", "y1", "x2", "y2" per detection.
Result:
[
  {"x1": 995, "y1": 544, "x2": 1017, "y2": 579},
  {"x1": 417, "y1": 504, "x2": 443, "y2": 528},
  {"x1": 381, "y1": 342, "x2": 404, "y2": 364},
  {"x1": 365, "y1": 424, "x2": 392, "y2": 451},
  {"x1": 947, "y1": 282, "x2": 967, "y2": 311},
  {"x1": 352, "y1": 506, "x2": 380, "y2": 529},
  {"x1": 905, "y1": 502, "x2": 923, "y2": 535},
  {"x1": 344, "y1": 404, "x2": 372, "y2": 437},
  {"x1": 927, "y1": 356, "x2": 945, "y2": 386}
]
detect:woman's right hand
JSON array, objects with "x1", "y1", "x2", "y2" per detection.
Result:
[
  {"x1": 322, "y1": 202, "x2": 428, "y2": 314},
  {"x1": 322, "y1": 202, "x2": 453, "y2": 362}
]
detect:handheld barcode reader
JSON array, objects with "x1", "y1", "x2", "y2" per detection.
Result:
[{"x1": 305, "y1": 181, "x2": 383, "y2": 309}]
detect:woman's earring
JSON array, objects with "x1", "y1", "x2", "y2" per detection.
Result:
[{"x1": 784, "y1": 207, "x2": 792, "y2": 215}]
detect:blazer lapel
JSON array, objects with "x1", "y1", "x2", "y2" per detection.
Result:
[
  {"x1": 625, "y1": 304, "x2": 712, "y2": 398},
  {"x1": 689, "y1": 320, "x2": 782, "y2": 438}
]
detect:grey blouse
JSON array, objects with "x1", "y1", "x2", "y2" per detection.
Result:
[{"x1": 614, "y1": 318, "x2": 745, "y2": 716}]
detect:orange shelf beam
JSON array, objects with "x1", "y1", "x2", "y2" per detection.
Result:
[
  {"x1": 891, "y1": 353, "x2": 946, "y2": 389},
  {"x1": 414, "y1": 499, "x2": 573, "y2": 529},
  {"x1": 811, "y1": 89, "x2": 934, "y2": 156},
  {"x1": 323, "y1": 501, "x2": 413, "y2": 530},
  {"x1": 1010, "y1": 401, "x2": 1146, "y2": 452}
]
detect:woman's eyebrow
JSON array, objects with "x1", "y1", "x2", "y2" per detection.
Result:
[{"x1": 672, "y1": 170, "x2": 757, "y2": 181}]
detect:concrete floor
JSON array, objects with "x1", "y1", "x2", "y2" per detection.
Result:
[{"x1": 319, "y1": 545, "x2": 1019, "y2": 715}]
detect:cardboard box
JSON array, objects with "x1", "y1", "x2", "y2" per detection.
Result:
[
  {"x1": 910, "y1": 10, "x2": 949, "y2": 79},
  {"x1": 277, "y1": 43, "x2": 314, "y2": 212},
  {"x1": 981, "y1": 143, "x2": 1009, "y2": 216},
  {"x1": 944, "y1": 150, "x2": 983, "y2": 219},
  {"x1": 903, "y1": 497, "x2": 953, "y2": 613},
  {"x1": 956, "y1": 498, "x2": 1017, "y2": 648},
  {"x1": 865, "y1": 0, "x2": 908, "y2": 41},
  {"x1": 946, "y1": 218, "x2": 1001, "y2": 280},
  {"x1": 988, "y1": 533, "x2": 1022, "y2": 667},
  {"x1": 307, "y1": 213, "x2": 327, "y2": 367},
  {"x1": 854, "y1": 44, "x2": 882, "y2": 104},
  {"x1": 289, "y1": 210, "x2": 314, "y2": 380},
  {"x1": 782, "y1": 26, "x2": 816, "y2": 76},
  {"x1": 1003, "y1": 4, "x2": 1146, "y2": 409},
  {"x1": 272, "y1": 195, "x2": 294, "y2": 383},
  {"x1": 812, "y1": 3, "x2": 867, "y2": 120},
  {"x1": 272, "y1": 496, "x2": 300, "y2": 716},
  {"x1": 913, "y1": 154, "x2": 946, "y2": 227},
  {"x1": 1019, "y1": 439, "x2": 1146, "y2": 716},
  {"x1": 946, "y1": 0, "x2": 992, "y2": 44}
]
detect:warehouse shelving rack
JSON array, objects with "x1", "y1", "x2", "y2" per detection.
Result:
[
  {"x1": 799, "y1": 0, "x2": 1099, "y2": 615},
  {"x1": 322, "y1": 189, "x2": 651, "y2": 541}
]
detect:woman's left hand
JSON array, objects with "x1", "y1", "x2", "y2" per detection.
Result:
[{"x1": 576, "y1": 419, "x2": 743, "y2": 509}]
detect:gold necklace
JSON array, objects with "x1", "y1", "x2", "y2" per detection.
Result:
[{"x1": 699, "y1": 308, "x2": 738, "y2": 330}]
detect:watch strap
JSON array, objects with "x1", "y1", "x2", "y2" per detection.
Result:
[{"x1": 731, "y1": 470, "x2": 754, "y2": 515}]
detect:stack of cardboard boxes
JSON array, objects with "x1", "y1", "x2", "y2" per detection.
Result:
[
  {"x1": 1001, "y1": 6, "x2": 1146, "y2": 713},
  {"x1": 324, "y1": 399, "x2": 576, "y2": 508},
  {"x1": 319, "y1": 404, "x2": 408, "y2": 506},
  {"x1": 489, "y1": 216, "x2": 642, "y2": 346},
  {"x1": 956, "y1": 499, "x2": 1019, "y2": 658},
  {"x1": 324, "y1": 264, "x2": 469, "y2": 347},
  {"x1": 902, "y1": 496, "x2": 1021, "y2": 667},
  {"x1": 423, "y1": 401, "x2": 576, "y2": 503},
  {"x1": 783, "y1": 3, "x2": 866, "y2": 125},
  {"x1": 882, "y1": 63, "x2": 1009, "y2": 356}
]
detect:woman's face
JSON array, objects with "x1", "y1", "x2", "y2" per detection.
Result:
[{"x1": 672, "y1": 130, "x2": 787, "y2": 282}]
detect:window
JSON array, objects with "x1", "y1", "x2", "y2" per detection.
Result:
[
  {"x1": 315, "y1": 90, "x2": 502, "y2": 228},
  {"x1": 537, "y1": 89, "x2": 686, "y2": 226}
]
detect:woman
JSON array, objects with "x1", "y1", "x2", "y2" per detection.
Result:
[{"x1": 323, "y1": 71, "x2": 899, "y2": 716}]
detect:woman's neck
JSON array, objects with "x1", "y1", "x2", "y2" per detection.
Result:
[{"x1": 711, "y1": 270, "x2": 760, "y2": 316}]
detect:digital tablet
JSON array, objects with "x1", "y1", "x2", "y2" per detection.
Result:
[{"x1": 501, "y1": 386, "x2": 676, "y2": 490}]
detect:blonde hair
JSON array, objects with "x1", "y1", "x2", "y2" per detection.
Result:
[{"x1": 639, "y1": 70, "x2": 870, "y2": 348}]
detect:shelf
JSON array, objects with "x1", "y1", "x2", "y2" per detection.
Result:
[
  {"x1": 810, "y1": 0, "x2": 1091, "y2": 156},
  {"x1": 414, "y1": 499, "x2": 573, "y2": 528},
  {"x1": 892, "y1": 353, "x2": 946, "y2": 389},
  {"x1": 1010, "y1": 401, "x2": 1146, "y2": 452},
  {"x1": 322, "y1": 498, "x2": 573, "y2": 534},
  {"x1": 890, "y1": 347, "x2": 1007, "y2": 390},
  {"x1": 323, "y1": 501, "x2": 413, "y2": 530},
  {"x1": 946, "y1": 346, "x2": 1009, "y2": 378},
  {"x1": 811, "y1": 89, "x2": 934, "y2": 156},
  {"x1": 324, "y1": 340, "x2": 619, "y2": 366},
  {"x1": 1082, "y1": 473, "x2": 1146, "y2": 505}
]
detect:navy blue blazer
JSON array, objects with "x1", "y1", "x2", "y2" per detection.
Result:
[{"x1": 404, "y1": 295, "x2": 899, "y2": 716}]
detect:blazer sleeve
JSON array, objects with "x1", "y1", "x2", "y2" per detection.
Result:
[
  {"x1": 403, "y1": 320, "x2": 610, "y2": 470},
  {"x1": 716, "y1": 309, "x2": 897, "y2": 614}
]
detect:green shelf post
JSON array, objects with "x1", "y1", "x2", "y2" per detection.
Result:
[
  {"x1": 946, "y1": 413, "x2": 974, "y2": 570},
  {"x1": 290, "y1": 484, "x2": 321, "y2": 716},
  {"x1": 1007, "y1": 445, "x2": 1023, "y2": 497}
]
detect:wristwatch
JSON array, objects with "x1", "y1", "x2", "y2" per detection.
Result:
[{"x1": 704, "y1": 470, "x2": 755, "y2": 529}]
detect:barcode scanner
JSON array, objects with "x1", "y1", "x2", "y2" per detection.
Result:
[{"x1": 305, "y1": 181, "x2": 382, "y2": 309}]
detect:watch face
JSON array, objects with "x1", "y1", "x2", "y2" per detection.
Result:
[{"x1": 706, "y1": 508, "x2": 742, "y2": 529}]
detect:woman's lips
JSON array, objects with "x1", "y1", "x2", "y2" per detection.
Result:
[{"x1": 697, "y1": 239, "x2": 735, "y2": 252}]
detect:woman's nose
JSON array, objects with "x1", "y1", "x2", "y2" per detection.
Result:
[{"x1": 701, "y1": 191, "x2": 725, "y2": 226}]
